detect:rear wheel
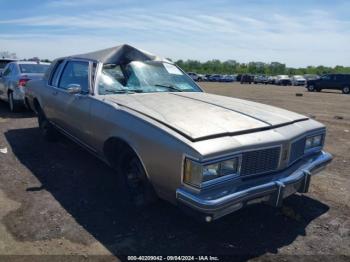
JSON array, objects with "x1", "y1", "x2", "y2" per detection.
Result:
[
  {"x1": 8, "y1": 92, "x2": 19, "y2": 112},
  {"x1": 121, "y1": 150, "x2": 157, "y2": 207},
  {"x1": 307, "y1": 85, "x2": 315, "y2": 92},
  {"x1": 342, "y1": 86, "x2": 350, "y2": 94},
  {"x1": 38, "y1": 110, "x2": 58, "y2": 142}
]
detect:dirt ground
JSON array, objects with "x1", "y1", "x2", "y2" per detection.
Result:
[{"x1": 0, "y1": 83, "x2": 349, "y2": 261}]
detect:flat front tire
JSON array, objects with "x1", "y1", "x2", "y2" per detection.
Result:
[{"x1": 121, "y1": 150, "x2": 157, "y2": 207}]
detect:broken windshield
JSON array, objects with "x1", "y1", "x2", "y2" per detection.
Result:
[{"x1": 97, "y1": 61, "x2": 201, "y2": 95}]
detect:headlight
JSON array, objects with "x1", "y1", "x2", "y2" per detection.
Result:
[
  {"x1": 184, "y1": 157, "x2": 240, "y2": 188},
  {"x1": 305, "y1": 134, "x2": 323, "y2": 151}
]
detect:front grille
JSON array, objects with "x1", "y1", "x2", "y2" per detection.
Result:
[
  {"x1": 240, "y1": 147, "x2": 281, "y2": 176},
  {"x1": 289, "y1": 137, "x2": 306, "y2": 164}
]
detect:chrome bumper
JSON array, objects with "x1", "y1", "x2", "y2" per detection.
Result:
[{"x1": 176, "y1": 151, "x2": 332, "y2": 221}]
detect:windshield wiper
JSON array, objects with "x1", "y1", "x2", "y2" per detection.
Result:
[
  {"x1": 127, "y1": 89, "x2": 144, "y2": 93},
  {"x1": 104, "y1": 89, "x2": 134, "y2": 94},
  {"x1": 154, "y1": 84, "x2": 183, "y2": 92}
]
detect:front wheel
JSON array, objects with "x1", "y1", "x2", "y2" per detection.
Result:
[
  {"x1": 342, "y1": 86, "x2": 350, "y2": 94},
  {"x1": 121, "y1": 151, "x2": 157, "y2": 207},
  {"x1": 307, "y1": 85, "x2": 315, "y2": 92}
]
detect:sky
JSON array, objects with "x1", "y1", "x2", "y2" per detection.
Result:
[{"x1": 0, "y1": 0, "x2": 349, "y2": 67}]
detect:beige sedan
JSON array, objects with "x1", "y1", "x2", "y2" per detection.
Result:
[{"x1": 25, "y1": 44, "x2": 332, "y2": 222}]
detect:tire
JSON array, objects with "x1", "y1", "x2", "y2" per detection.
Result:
[
  {"x1": 37, "y1": 110, "x2": 58, "y2": 142},
  {"x1": 307, "y1": 85, "x2": 315, "y2": 92},
  {"x1": 8, "y1": 92, "x2": 19, "y2": 112},
  {"x1": 342, "y1": 86, "x2": 350, "y2": 94},
  {"x1": 121, "y1": 150, "x2": 157, "y2": 207},
  {"x1": 315, "y1": 88, "x2": 321, "y2": 92}
]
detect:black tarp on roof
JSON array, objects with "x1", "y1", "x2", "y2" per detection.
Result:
[{"x1": 69, "y1": 44, "x2": 164, "y2": 64}]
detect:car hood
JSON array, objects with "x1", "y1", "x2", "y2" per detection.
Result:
[{"x1": 105, "y1": 92, "x2": 308, "y2": 141}]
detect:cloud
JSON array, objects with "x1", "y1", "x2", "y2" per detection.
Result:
[{"x1": 0, "y1": 1, "x2": 349, "y2": 67}]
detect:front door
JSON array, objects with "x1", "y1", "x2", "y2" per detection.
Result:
[
  {"x1": 318, "y1": 75, "x2": 332, "y2": 89},
  {"x1": 52, "y1": 60, "x2": 94, "y2": 147}
]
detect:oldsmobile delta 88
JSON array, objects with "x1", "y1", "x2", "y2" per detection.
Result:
[{"x1": 25, "y1": 44, "x2": 332, "y2": 222}]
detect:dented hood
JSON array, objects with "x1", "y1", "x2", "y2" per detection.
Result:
[{"x1": 105, "y1": 92, "x2": 308, "y2": 141}]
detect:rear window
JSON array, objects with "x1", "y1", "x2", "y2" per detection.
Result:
[
  {"x1": 343, "y1": 75, "x2": 350, "y2": 80},
  {"x1": 19, "y1": 64, "x2": 50, "y2": 74},
  {"x1": 0, "y1": 60, "x2": 13, "y2": 69}
]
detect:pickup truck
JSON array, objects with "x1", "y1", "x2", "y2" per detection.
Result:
[{"x1": 25, "y1": 44, "x2": 332, "y2": 222}]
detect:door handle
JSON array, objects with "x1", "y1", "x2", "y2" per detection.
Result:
[{"x1": 52, "y1": 90, "x2": 58, "y2": 96}]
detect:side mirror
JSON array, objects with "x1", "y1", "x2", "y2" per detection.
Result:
[
  {"x1": 0, "y1": 72, "x2": 3, "y2": 78},
  {"x1": 66, "y1": 84, "x2": 82, "y2": 94}
]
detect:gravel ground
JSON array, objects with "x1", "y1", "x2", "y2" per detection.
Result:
[{"x1": 0, "y1": 83, "x2": 349, "y2": 261}]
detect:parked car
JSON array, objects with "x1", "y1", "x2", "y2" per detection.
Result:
[
  {"x1": 197, "y1": 74, "x2": 207, "y2": 81},
  {"x1": 304, "y1": 74, "x2": 319, "y2": 81},
  {"x1": 221, "y1": 75, "x2": 235, "y2": 82},
  {"x1": 187, "y1": 72, "x2": 205, "y2": 82},
  {"x1": 254, "y1": 75, "x2": 268, "y2": 84},
  {"x1": 207, "y1": 74, "x2": 222, "y2": 82},
  {"x1": 240, "y1": 74, "x2": 253, "y2": 84},
  {"x1": 0, "y1": 58, "x2": 17, "y2": 75},
  {"x1": 306, "y1": 74, "x2": 350, "y2": 94},
  {"x1": 267, "y1": 76, "x2": 277, "y2": 85},
  {"x1": 276, "y1": 75, "x2": 291, "y2": 86},
  {"x1": 25, "y1": 44, "x2": 332, "y2": 222},
  {"x1": 291, "y1": 75, "x2": 306, "y2": 86},
  {"x1": 187, "y1": 72, "x2": 199, "y2": 81},
  {"x1": 0, "y1": 61, "x2": 50, "y2": 112},
  {"x1": 205, "y1": 74, "x2": 212, "y2": 81}
]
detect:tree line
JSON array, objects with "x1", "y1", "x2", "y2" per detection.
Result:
[
  {"x1": 2, "y1": 50, "x2": 349, "y2": 76},
  {"x1": 174, "y1": 59, "x2": 350, "y2": 75}
]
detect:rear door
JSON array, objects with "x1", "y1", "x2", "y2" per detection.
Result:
[
  {"x1": 337, "y1": 75, "x2": 349, "y2": 90},
  {"x1": 332, "y1": 75, "x2": 341, "y2": 90}
]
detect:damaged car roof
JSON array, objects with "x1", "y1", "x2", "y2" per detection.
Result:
[{"x1": 69, "y1": 44, "x2": 166, "y2": 64}]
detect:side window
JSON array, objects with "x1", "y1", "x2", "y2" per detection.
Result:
[
  {"x1": 11, "y1": 64, "x2": 18, "y2": 76},
  {"x1": 321, "y1": 75, "x2": 330, "y2": 80},
  {"x1": 3, "y1": 64, "x2": 12, "y2": 76},
  {"x1": 50, "y1": 60, "x2": 65, "y2": 86},
  {"x1": 58, "y1": 61, "x2": 89, "y2": 93}
]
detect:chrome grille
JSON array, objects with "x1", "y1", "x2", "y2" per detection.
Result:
[
  {"x1": 240, "y1": 147, "x2": 281, "y2": 176},
  {"x1": 289, "y1": 137, "x2": 306, "y2": 164}
]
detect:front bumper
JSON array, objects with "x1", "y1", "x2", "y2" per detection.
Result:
[{"x1": 176, "y1": 151, "x2": 332, "y2": 221}]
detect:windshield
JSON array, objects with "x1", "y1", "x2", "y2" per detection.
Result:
[
  {"x1": 97, "y1": 61, "x2": 201, "y2": 95},
  {"x1": 19, "y1": 64, "x2": 50, "y2": 74}
]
